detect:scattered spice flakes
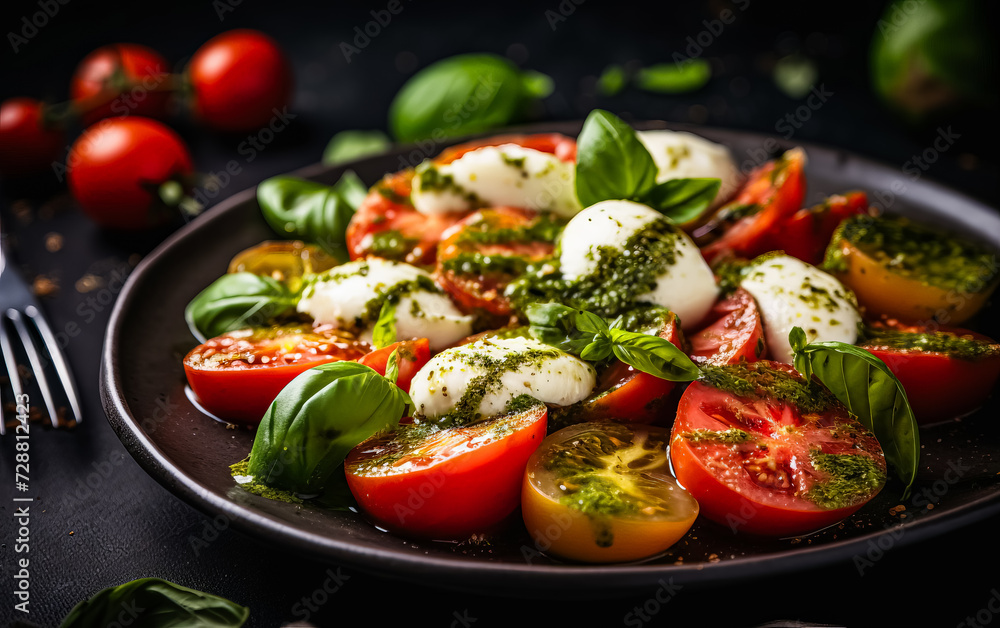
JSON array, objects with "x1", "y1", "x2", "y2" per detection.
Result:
[
  {"x1": 75, "y1": 274, "x2": 103, "y2": 293},
  {"x1": 12, "y1": 200, "x2": 33, "y2": 224},
  {"x1": 32, "y1": 274, "x2": 58, "y2": 297},
  {"x1": 44, "y1": 232, "x2": 63, "y2": 252},
  {"x1": 69, "y1": 531, "x2": 74, "y2": 536},
  {"x1": 708, "y1": 553, "x2": 720, "y2": 563},
  {"x1": 225, "y1": 423, "x2": 237, "y2": 430},
  {"x1": 888, "y1": 505, "x2": 907, "y2": 516}
]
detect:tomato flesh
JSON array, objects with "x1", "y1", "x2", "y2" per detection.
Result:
[
  {"x1": 699, "y1": 149, "x2": 807, "y2": 263},
  {"x1": 766, "y1": 191, "x2": 868, "y2": 265},
  {"x1": 184, "y1": 325, "x2": 368, "y2": 423},
  {"x1": 689, "y1": 288, "x2": 765, "y2": 366},
  {"x1": 860, "y1": 321, "x2": 1000, "y2": 424},
  {"x1": 670, "y1": 361, "x2": 886, "y2": 536},
  {"x1": 345, "y1": 404, "x2": 548, "y2": 539},
  {"x1": 436, "y1": 207, "x2": 560, "y2": 316},
  {"x1": 522, "y1": 421, "x2": 698, "y2": 563},
  {"x1": 357, "y1": 338, "x2": 431, "y2": 394}
]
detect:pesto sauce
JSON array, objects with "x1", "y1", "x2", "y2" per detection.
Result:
[
  {"x1": 416, "y1": 163, "x2": 480, "y2": 204},
  {"x1": 680, "y1": 428, "x2": 756, "y2": 445},
  {"x1": 359, "y1": 275, "x2": 439, "y2": 329},
  {"x1": 441, "y1": 252, "x2": 535, "y2": 276},
  {"x1": 507, "y1": 217, "x2": 683, "y2": 331},
  {"x1": 835, "y1": 214, "x2": 999, "y2": 293},
  {"x1": 699, "y1": 362, "x2": 839, "y2": 414},
  {"x1": 861, "y1": 327, "x2": 1000, "y2": 360},
  {"x1": 805, "y1": 451, "x2": 886, "y2": 510},
  {"x1": 369, "y1": 230, "x2": 417, "y2": 259},
  {"x1": 230, "y1": 458, "x2": 304, "y2": 504},
  {"x1": 455, "y1": 212, "x2": 564, "y2": 246}
]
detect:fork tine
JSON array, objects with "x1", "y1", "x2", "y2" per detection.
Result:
[
  {"x1": 0, "y1": 316, "x2": 25, "y2": 436},
  {"x1": 7, "y1": 308, "x2": 60, "y2": 428},
  {"x1": 26, "y1": 305, "x2": 82, "y2": 424}
]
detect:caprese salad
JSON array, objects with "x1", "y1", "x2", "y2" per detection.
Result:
[{"x1": 183, "y1": 109, "x2": 1000, "y2": 564}]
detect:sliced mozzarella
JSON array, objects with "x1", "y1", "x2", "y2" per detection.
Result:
[
  {"x1": 297, "y1": 258, "x2": 473, "y2": 351},
  {"x1": 409, "y1": 337, "x2": 596, "y2": 420},
  {"x1": 636, "y1": 130, "x2": 742, "y2": 210},
  {"x1": 739, "y1": 254, "x2": 861, "y2": 364},
  {"x1": 411, "y1": 145, "x2": 582, "y2": 217},
  {"x1": 558, "y1": 200, "x2": 718, "y2": 329}
]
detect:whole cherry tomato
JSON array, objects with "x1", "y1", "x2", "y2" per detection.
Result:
[
  {"x1": 187, "y1": 29, "x2": 293, "y2": 132},
  {"x1": 71, "y1": 43, "x2": 171, "y2": 125},
  {"x1": 0, "y1": 98, "x2": 66, "y2": 177},
  {"x1": 68, "y1": 117, "x2": 193, "y2": 230}
]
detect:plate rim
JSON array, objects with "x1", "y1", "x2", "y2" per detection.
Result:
[{"x1": 100, "y1": 120, "x2": 1000, "y2": 594}]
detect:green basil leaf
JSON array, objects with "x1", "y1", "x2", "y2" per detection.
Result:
[
  {"x1": 643, "y1": 177, "x2": 721, "y2": 223},
  {"x1": 580, "y1": 336, "x2": 613, "y2": 362},
  {"x1": 257, "y1": 172, "x2": 368, "y2": 263},
  {"x1": 789, "y1": 327, "x2": 920, "y2": 497},
  {"x1": 61, "y1": 578, "x2": 248, "y2": 628},
  {"x1": 575, "y1": 109, "x2": 659, "y2": 207},
  {"x1": 608, "y1": 328, "x2": 702, "y2": 381},
  {"x1": 597, "y1": 65, "x2": 628, "y2": 96},
  {"x1": 322, "y1": 130, "x2": 392, "y2": 166},
  {"x1": 372, "y1": 300, "x2": 397, "y2": 350},
  {"x1": 575, "y1": 309, "x2": 610, "y2": 335},
  {"x1": 389, "y1": 54, "x2": 536, "y2": 143},
  {"x1": 248, "y1": 361, "x2": 410, "y2": 493},
  {"x1": 184, "y1": 272, "x2": 297, "y2": 342},
  {"x1": 635, "y1": 59, "x2": 711, "y2": 94},
  {"x1": 520, "y1": 69, "x2": 555, "y2": 99},
  {"x1": 384, "y1": 347, "x2": 401, "y2": 385},
  {"x1": 525, "y1": 302, "x2": 593, "y2": 355}
]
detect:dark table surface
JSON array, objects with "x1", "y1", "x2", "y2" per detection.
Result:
[{"x1": 2, "y1": 1, "x2": 999, "y2": 626}]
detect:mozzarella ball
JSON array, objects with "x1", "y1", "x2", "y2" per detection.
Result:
[
  {"x1": 636, "y1": 130, "x2": 742, "y2": 210},
  {"x1": 297, "y1": 258, "x2": 473, "y2": 351},
  {"x1": 409, "y1": 337, "x2": 596, "y2": 420},
  {"x1": 740, "y1": 254, "x2": 862, "y2": 364},
  {"x1": 411, "y1": 145, "x2": 582, "y2": 217}
]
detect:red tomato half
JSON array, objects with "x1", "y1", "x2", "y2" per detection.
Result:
[
  {"x1": 766, "y1": 191, "x2": 869, "y2": 265},
  {"x1": 345, "y1": 403, "x2": 548, "y2": 539},
  {"x1": 699, "y1": 148, "x2": 807, "y2": 263},
  {"x1": 346, "y1": 170, "x2": 469, "y2": 265},
  {"x1": 184, "y1": 326, "x2": 368, "y2": 423},
  {"x1": 71, "y1": 43, "x2": 170, "y2": 125},
  {"x1": 357, "y1": 338, "x2": 431, "y2": 394},
  {"x1": 670, "y1": 361, "x2": 886, "y2": 536},
  {"x1": 860, "y1": 321, "x2": 1000, "y2": 425},
  {"x1": 436, "y1": 207, "x2": 560, "y2": 316},
  {"x1": 689, "y1": 288, "x2": 765, "y2": 366},
  {"x1": 436, "y1": 132, "x2": 577, "y2": 164},
  {"x1": 188, "y1": 29, "x2": 293, "y2": 132},
  {"x1": 552, "y1": 313, "x2": 684, "y2": 427},
  {"x1": 68, "y1": 117, "x2": 193, "y2": 230},
  {"x1": 0, "y1": 98, "x2": 66, "y2": 177}
]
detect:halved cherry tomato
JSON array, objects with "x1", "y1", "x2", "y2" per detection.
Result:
[
  {"x1": 689, "y1": 288, "x2": 765, "y2": 365},
  {"x1": 0, "y1": 97, "x2": 66, "y2": 177},
  {"x1": 345, "y1": 401, "x2": 548, "y2": 539},
  {"x1": 436, "y1": 132, "x2": 577, "y2": 164},
  {"x1": 824, "y1": 214, "x2": 998, "y2": 325},
  {"x1": 67, "y1": 117, "x2": 193, "y2": 230},
  {"x1": 860, "y1": 320, "x2": 1000, "y2": 424},
  {"x1": 188, "y1": 29, "x2": 293, "y2": 132},
  {"x1": 227, "y1": 240, "x2": 337, "y2": 294},
  {"x1": 184, "y1": 325, "x2": 368, "y2": 423},
  {"x1": 698, "y1": 148, "x2": 807, "y2": 263},
  {"x1": 71, "y1": 43, "x2": 170, "y2": 125},
  {"x1": 521, "y1": 421, "x2": 698, "y2": 563},
  {"x1": 551, "y1": 313, "x2": 684, "y2": 427},
  {"x1": 765, "y1": 191, "x2": 868, "y2": 265},
  {"x1": 357, "y1": 338, "x2": 431, "y2": 394},
  {"x1": 346, "y1": 169, "x2": 469, "y2": 265},
  {"x1": 436, "y1": 207, "x2": 561, "y2": 316},
  {"x1": 670, "y1": 360, "x2": 886, "y2": 536}
]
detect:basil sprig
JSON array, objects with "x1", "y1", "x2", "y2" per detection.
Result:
[
  {"x1": 371, "y1": 300, "x2": 397, "y2": 350},
  {"x1": 185, "y1": 272, "x2": 298, "y2": 342},
  {"x1": 527, "y1": 303, "x2": 701, "y2": 381},
  {"x1": 61, "y1": 578, "x2": 248, "y2": 628},
  {"x1": 322, "y1": 129, "x2": 392, "y2": 166},
  {"x1": 247, "y1": 361, "x2": 413, "y2": 493},
  {"x1": 388, "y1": 53, "x2": 553, "y2": 143},
  {"x1": 789, "y1": 327, "x2": 920, "y2": 497},
  {"x1": 256, "y1": 171, "x2": 368, "y2": 263},
  {"x1": 575, "y1": 109, "x2": 721, "y2": 223}
]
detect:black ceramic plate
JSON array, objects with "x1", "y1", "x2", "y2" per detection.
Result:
[{"x1": 101, "y1": 122, "x2": 1000, "y2": 596}]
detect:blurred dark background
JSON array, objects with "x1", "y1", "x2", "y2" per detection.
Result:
[{"x1": 1, "y1": 0, "x2": 999, "y2": 626}]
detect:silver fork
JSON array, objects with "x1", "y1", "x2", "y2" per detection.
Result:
[{"x1": 0, "y1": 222, "x2": 82, "y2": 434}]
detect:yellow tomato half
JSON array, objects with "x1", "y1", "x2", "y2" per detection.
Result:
[{"x1": 521, "y1": 421, "x2": 698, "y2": 564}]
